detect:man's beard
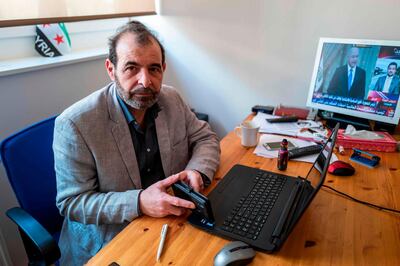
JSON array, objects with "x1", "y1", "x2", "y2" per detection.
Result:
[{"x1": 115, "y1": 78, "x2": 159, "y2": 110}]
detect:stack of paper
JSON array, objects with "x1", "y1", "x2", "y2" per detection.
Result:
[
  {"x1": 252, "y1": 112, "x2": 327, "y2": 143},
  {"x1": 254, "y1": 134, "x2": 320, "y2": 163},
  {"x1": 254, "y1": 134, "x2": 338, "y2": 164}
]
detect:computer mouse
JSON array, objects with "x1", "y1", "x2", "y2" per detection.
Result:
[
  {"x1": 328, "y1": 160, "x2": 355, "y2": 176},
  {"x1": 214, "y1": 241, "x2": 256, "y2": 266}
]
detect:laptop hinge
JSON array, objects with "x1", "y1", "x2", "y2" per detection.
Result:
[
  {"x1": 297, "y1": 175, "x2": 306, "y2": 181},
  {"x1": 271, "y1": 181, "x2": 302, "y2": 239},
  {"x1": 271, "y1": 179, "x2": 308, "y2": 242}
]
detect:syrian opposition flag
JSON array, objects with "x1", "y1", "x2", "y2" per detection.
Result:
[{"x1": 35, "y1": 23, "x2": 71, "y2": 57}]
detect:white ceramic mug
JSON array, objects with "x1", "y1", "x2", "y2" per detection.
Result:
[{"x1": 234, "y1": 121, "x2": 260, "y2": 147}]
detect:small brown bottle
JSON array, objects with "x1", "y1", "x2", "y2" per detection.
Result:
[{"x1": 277, "y1": 139, "x2": 289, "y2": 170}]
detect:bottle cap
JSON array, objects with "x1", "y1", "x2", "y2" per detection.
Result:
[{"x1": 281, "y1": 139, "x2": 288, "y2": 149}]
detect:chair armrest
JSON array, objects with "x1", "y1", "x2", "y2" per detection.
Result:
[{"x1": 6, "y1": 207, "x2": 61, "y2": 265}]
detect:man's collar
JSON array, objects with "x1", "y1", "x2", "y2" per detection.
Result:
[{"x1": 116, "y1": 93, "x2": 135, "y2": 124}]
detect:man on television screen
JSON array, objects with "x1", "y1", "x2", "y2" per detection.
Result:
[
  {"x1": 371, "y1": 62, "x2": 400, "y2": 95},
  {"x1": 327, "y1": 46, "x2": 366, "y2": 99}
]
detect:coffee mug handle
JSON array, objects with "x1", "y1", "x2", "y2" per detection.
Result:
[{"x1": 234, "y1": 126, "x2": 242, "y2": 137}]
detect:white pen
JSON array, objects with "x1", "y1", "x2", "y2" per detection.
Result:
[{"x1": 156, "y1": 224, "x2": 168, "y2": 262}]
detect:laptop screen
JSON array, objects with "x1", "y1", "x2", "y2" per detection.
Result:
[
  {"x1": 282, "y1": 123, "x2": 339, "y2": 236},
  {"x1": 303, "y1": 123, "x2": 339, "y2": 197}
]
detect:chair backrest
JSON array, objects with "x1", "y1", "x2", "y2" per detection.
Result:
[{"x1": 0, "y1": 115, "x2": 63, "y2": 236}]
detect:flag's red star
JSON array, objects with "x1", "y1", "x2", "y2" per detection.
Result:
[{"x1": 53, "y1": 34, "x2": 64, "y2": 45}]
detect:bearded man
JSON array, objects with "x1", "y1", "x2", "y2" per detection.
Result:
[{"x1": 53, "y1": 21, "x2": 220, "y2": 265}]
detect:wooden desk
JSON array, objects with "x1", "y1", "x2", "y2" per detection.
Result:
[{"x1": 87, "y1": 131, "x2": 400, "y2": 266}]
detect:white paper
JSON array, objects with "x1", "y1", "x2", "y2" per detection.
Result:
[
  {"x1": 254, "y1": 134, "x2": 317, "y2": 163},
  {"x1": 254, "y1": 133, "x2": 338, "y2": 164},
  {"x1": 252, "y1": 112, "x2": 326, "y2": 142}
]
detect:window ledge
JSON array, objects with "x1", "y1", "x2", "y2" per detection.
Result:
[{"x1": 0, "y1": 47, "x2": 108, "y2": 77}]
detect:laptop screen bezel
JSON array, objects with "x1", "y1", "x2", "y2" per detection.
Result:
[{"x1": 303, "y1": 123, "x2": 339, "y2": 192}]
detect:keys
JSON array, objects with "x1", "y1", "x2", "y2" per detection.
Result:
[{"x1": 221, "y1": 171, "x2": 286, "y2": 240}]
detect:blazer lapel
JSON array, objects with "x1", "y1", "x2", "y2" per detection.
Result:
[
  {"x1": 155, "y1": 107, "x2": 172, "y2": 177},
  {"x1": 107, "y1": 84, "x2": 142, "y2": 188},
  {"x1": 111, "y1": 124, "x2": 142, "y2": 188},
  {"x1": 351, "y1": 68, "x2": 360, "y2": 90},
  {"x1": 390, "y1": 76, "x2": 399, "y2": 94}
]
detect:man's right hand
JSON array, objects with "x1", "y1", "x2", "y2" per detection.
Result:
[{"x1": 139, "y1": 173, "x2": 196, "y2": 217}]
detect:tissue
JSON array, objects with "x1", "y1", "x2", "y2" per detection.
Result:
[{"x1": 343, "y1": 125, "x2": 384, "y2": 140}]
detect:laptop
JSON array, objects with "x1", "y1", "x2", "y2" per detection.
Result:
[{"x1": 186, "y1": 123, "x2": 339, "y2": 252}]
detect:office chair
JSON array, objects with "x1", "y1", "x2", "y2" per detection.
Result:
[
  {"x1": 0, "y1": 115, "x2": 63, "y2": 266},
  {"x1": 191, "y1": 108, "x2": 209, "y2": 122}
]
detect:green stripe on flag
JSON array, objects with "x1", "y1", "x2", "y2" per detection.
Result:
[{"x1": 59, "y1": 23, "x2": 71, "y2": 46}]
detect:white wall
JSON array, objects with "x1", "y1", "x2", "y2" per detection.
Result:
[
  {"x1": 141, "y1": 0, "x2": 400, "y2": 137},
  {"x1": 1, "y1": 0, "x2": 400, "y2": 265}
]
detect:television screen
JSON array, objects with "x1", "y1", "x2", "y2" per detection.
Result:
[{"x1": 307, "y1": 38, "x2": 400, "y2": 125}]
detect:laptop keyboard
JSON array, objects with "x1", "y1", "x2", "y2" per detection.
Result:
[{"x1": 220, "y1": 171, "x2": 286, "y2": 240}]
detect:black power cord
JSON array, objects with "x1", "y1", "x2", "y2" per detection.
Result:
[{"x1": 322, "y1": 184, "x2": 400, "y2": 214}]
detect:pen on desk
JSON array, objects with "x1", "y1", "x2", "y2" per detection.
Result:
[{"x1": 156, "y1": 224, "x2": 168, "y2": 262}]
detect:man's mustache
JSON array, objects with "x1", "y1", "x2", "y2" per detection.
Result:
[{"x1": 130, "y1": 86, "x2": 156, "y2": 97}]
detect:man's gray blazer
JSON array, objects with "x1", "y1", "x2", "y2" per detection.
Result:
[{"x1": 53, "y1": 83, "x2": 220, "y2": 265}]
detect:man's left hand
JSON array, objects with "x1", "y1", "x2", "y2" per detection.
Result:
[{"x1": 177, "y1": 170, "x2": 204, "y2": 192}]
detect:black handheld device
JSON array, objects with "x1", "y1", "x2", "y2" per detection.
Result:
[
  {"x1": 266, "y1": 116, "x2": 299, "y2": 123},
  {"x1": 172, "y1": 181, "x2": 215, "y2": 222}
]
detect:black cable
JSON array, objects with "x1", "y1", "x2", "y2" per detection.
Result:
[{"x1": 322, "y1": 184, "x2": 400, "y2": 214}]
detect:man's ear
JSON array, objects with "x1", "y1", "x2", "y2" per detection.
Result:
[
  {"x1": 162, "y1": 62, "x2": 167, "y2": 72},
  {"x1": 105, "y1": 59, "x2": 116, "y2": 81}
]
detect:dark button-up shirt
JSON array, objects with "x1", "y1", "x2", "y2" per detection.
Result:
[{"x1": 117, "y1": 95, "x2": 165, "y2": 189}]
